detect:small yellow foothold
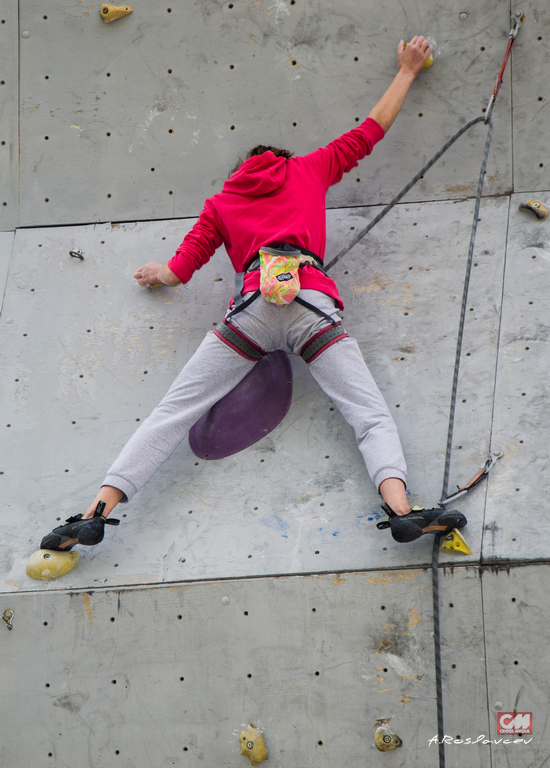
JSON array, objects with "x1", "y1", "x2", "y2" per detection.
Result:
[
  {"x1": 26, "y1": 550, "x2": 80, "y2": 580},
  {"x1": 240, "y1": 724, "x2": 268, "y2": 766},
  {"x1": 100, "y1": 4, "x2": 133, "y2": 23},
  {"x1": 374, "y1": 725, "x2": 403, "y2": 751},
  {"x1": 519, "y1": 200, "x2": 549, "y2": 221},
  {"x1": 439, "y1": 528, "x2": 472, "y2": 555}
]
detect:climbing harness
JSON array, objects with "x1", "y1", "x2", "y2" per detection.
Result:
[
  {"x1": 229, "y1": 243, "x2": 328, "y2": 313},
  {"x1": 215, "y1": 242, "x2": 349, "y2": 364},
  {"x1": 299, "y1": 322, "x2": 349, "y2": 364},
  {"x1": 214, "y1": 321, "x2": 267, "y2": 362},
  {"x1": 215, "y1": 304, "x2": 348, "y2": 365},
  {"x1": 229, "y1": 242, "x2": 326, "y2": 316}
]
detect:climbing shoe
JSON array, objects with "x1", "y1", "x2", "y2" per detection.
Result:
[
  {"x1": 377, "y1": 504, "x2": 467, "y2": 544},
  {"x1": 40, "y1": 501, "x2": 120, "y2": 551}
]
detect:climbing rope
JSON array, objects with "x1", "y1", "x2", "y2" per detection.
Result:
[
  {"x1": 433, "y1": 113, "x2": 495, "y2": 768},
  {"x1": 432, "y1": 115, "x2": 493, "y2": 768},
  {"x1": 440, "y1": 119, "x2": 494, "y2": 503},
  {"x1": 324, "y1": 15, "x2": 521, "y2": 766}
]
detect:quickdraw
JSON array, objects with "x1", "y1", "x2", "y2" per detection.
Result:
[
  {"x1": 484, "y1": 11, "x2": 523, "y2": 123},
  {"x1": 439, "y1": 452, "x2": 503, "y2": 506}
]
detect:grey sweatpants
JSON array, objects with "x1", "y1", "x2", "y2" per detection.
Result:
[{"x1": 103, "y1": 290, "x2": 407, "y2": 501}]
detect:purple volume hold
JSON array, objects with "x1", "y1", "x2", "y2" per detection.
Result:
[{"x1": 189, "y1": 350, "x2": 293, "y2": 460}]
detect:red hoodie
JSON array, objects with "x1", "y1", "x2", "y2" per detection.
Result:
[{"x1": 168, "y1": 117, "x2": 385, "y2": 309}]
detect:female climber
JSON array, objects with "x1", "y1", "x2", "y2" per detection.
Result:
[{"x1": 41, "y1": 36, "x2": 466, "y2": 552}]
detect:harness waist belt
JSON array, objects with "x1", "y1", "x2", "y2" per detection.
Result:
[{"x1": 245, "y1": 252, "x2": 325, "y2": 274}]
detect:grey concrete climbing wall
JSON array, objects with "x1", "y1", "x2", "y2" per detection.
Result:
[
  {"x1": 14, "y1": 0, "x2": 518, "y2": 229},
  {"x1": 0, "y1": 1, "x2": 18, "y2": 232},
  {"x1": 0, "y1": 570, "x2": 491, "y2": 768},
  {"x1": 512, "y1": 3, "x2": 550, "y2": 194},
  {"x1": 0, "y1": 231, "x2": 14, "y2": 306},
  {"x1": 2, "y1": 1, "x2": 550, "y2": 766},
  {"x1": 0, "y1": 197, "x2": 510, "y2": 590},
  {"x1": 485, "y1": 193, "x2": 550, "y2": 562},
  {"x1": 1, "y1": 567, "x2": 545, "y2": 767}
]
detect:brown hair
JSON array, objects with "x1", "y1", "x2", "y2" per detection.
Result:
[{"x1": 229, "y1": 145, "x2": 293, "y2": 177}]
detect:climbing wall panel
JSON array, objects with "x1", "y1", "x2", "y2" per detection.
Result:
[
  {"x1": 17, "y1": 0, "x2": 512, "y2": 228},
  {"x1": 0, "y1": 198, "x2": 508, "y2": 593},
  {"x1": 326, "y1": 197, "x2": 510, "y2": 514},
  {"x1": 512, "y1": 1, "x2": 550, "y2": 194},
  {"x1": 0, "y1": 1, "x2": 18, "y2": 231},
  {"x1": 483, "y1": 193, "x2": 550, "y2": 562},
  {"x1": 1, "y1": 568, "x2": 494, "y2": 768},
  {"x1": 483, "y1": 565, "x2": 547, "y2": 767},
  {"x1": 0, "y1": 231, "x2": 14, "y2": 309}
]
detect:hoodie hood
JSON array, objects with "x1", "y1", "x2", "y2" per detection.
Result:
[{"x1": 223, "y1": 152, "x2": 288, "y2": 197}]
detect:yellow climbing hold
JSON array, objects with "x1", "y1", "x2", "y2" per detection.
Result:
[
  {"x1": 404, "y1": 42, "x2": 433, "y2": 69},
  {"x1": 519, "y1": 200, "x2": 549, "y2": 220},
  {"x1": 26, "y1": 549, "x2": 80, "y2": 580},
  {"x1": 439, "y1": 528, "x2": 472, "y2": 555},
  {"x1": 240, "y1": 724, "x2": 268, "y2": 766},
  {"x1": 373, "y1": 723, "x2": 403, "y2": 751},
  {"x1": 99, "y1": 4, "x2": 133, "y2": 23}
]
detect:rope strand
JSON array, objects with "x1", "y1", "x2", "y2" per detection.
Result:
[{"x1": 325, "y1": 116, "x2": 486, "y2": 273}]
